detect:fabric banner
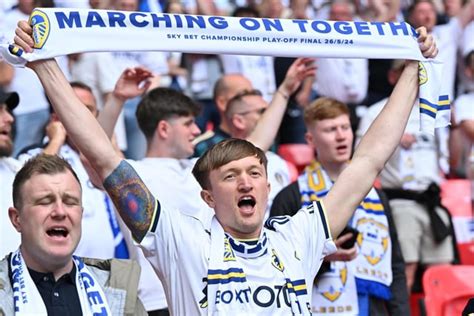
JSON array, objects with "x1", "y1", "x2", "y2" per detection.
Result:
[{"x1": 0, "y1": 8, "x2": 450, "y2": 133}]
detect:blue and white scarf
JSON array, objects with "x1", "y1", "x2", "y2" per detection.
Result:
[
  {"x1": 298, "y1": 161, "x2": 392, "y2": 307},
  {"x1": 10, "y1": 248, "x2": 111, "y2": 315},
  {"x1": 0, "y1": 8, "x2": 448, "y2": 134}
]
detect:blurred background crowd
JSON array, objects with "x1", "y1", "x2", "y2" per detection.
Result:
[{"x1": 1, "y1": 0, "x2": 473, "y2": 315}]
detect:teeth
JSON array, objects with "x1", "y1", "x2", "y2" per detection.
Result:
[{"x1": 47, "y1": 227, "x2": 68, "y2": 237}]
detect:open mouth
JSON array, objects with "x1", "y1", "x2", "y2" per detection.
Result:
[
  {"x1": 238, "y1": 196, "x2": 256, "y2": 208},
  {"x1": 46, "y1": 227, "x2": 69, "y2": 238},
  {"x1": 336, "y1": 145, "x2": 348, "y2": 151}
]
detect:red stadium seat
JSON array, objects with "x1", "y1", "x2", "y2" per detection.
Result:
[
  {"x1": 441, "y1": 180, "x2": 472, "y2": 217},
  {"x1": 285, "y1": 160, "x2": 299, "y2": 182},
  {"x1": 441, "y1": 180, "x2": 474, "y2": 265},
  {"x1": 277, "y1": 144, "x2": 314, "y2": 174},
  {"x1": 423, "y1": 264, "x2": 474, "y2": 316}
]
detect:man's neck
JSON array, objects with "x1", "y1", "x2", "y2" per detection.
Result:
[
  {"x1": 145, "y1": 142, "x2": 186, "y2": 160},
  {"x1": 219, "y1": 122, "x2": 230, "y2": 134},
  {"x1": 230, "y1": 130, "x2": 248, "y2": 140},
  {"x1": 21, "y1": 249, "x2": 74, "y2": 282}
]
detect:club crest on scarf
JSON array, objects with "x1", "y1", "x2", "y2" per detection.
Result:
[
  {"x1": 29, "y1": 9, "x2": 50, "y2": 49},
  {"x1": 355, "y1": 218, "x2": 389, "y2": 266},
  {"x1": 419, "y1": 62, "x2": 428, "y2": 85},
  {"x1": 223, "y1": 237, "x2": 236, "y2": 262},
  {"x1": 315, "y1": 262, "x2": 348, "y2": 302}
]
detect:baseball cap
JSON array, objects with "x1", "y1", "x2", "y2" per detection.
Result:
[{"x1": 0, "y1": 88, "x2": 19, "y2": 111}]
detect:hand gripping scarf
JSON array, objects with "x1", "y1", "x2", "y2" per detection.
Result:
[{"x1": 0, "y1": 8, "x2": 448, "y2": 134}]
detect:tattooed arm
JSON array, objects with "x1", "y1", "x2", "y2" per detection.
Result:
[
  {"x1": 103, "y1": 161, "x2": 159, "y2": 242},
  {"x1": 13, "y1": 21, "x2": 156, "y2": 241}
]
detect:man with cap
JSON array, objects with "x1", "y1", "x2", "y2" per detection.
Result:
[{"x1": 0, "y1": 87, "x2": 22, "y2": 258}]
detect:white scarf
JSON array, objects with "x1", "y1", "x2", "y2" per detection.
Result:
[
  {"x1": 207, "y1": 216, "x2": 311, "y2": 315},
  {"x1": 10, "y1": 248, "x2": 111, "y2": 315},
  {"x1": 0, "y1": 8, "x2": 448, "y2": 134},
  {"x1": 298, "y1": 161, "x2": 393, "y2": 309}
]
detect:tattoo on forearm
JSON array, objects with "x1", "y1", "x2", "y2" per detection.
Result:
[{"x1": 103, "y1": 160, "x2": 159, "y2": 242}]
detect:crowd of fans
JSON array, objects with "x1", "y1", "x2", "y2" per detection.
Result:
[{"x1": 1, "y1": 0, "x2": 473, "y2": 315}]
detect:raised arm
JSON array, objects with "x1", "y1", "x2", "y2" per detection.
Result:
[
  {"x1": 99, "y1": 67, "x2": 152, "y2": 138},
  {"x1": 247, "y1": 58, "x2": 315, "y2": 151},
  {"x1": 322, "y1": 27, "x2": 438, "y2": 238},
  {"x1": 14, "y1": 21, "x2": 155, "y2": 242},
  {"x1": 457, "y1": 0, "x2": 474, "y2": 29}
]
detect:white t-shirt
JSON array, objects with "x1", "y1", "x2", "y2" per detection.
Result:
[
  {"x1": 129, "y1": 157, "x2": 212, "y2": 217},
  {"x1": 266, "y1": 151, "x2": 291, "y2": 219},
  {"x1": 220, "y1": 55, "x2": 276, "y2": 102},
  {"x1": 0, "y1": 157, "x2": 22, "y2": 258},
  {"x1": 69, "y1": 52, "x2": 127, "y2": 150},
  {"x1": 18, "y1": 145, "x2": 116, "y2": 259},
  {"x1": 127, "y1": 157, "x2": 214, "y2": 311},
  {"x1": 433, "y1": 18, "x2": 463, "y2": 101},
  {"x1": 140, "y1": 199, "x2": 335, "y2": 315},
  {"x1": 111, "y1": 51, "x2": 169, "y2": 81},
  {"x1": 313, "y1": 58, "x2": 368, "y2": 105}
]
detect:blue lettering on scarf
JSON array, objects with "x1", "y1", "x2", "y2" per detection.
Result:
[
  {"x1": 55, "y1": 11, "x2": 81, "y2": 28},
  {"x1": 80, "y1": 271, "x2": 95, "y2": 289},
  {"x1": 107, "y1": 11, "x2": 126, "y2": 27},
  {"x1": 86, "y1": 11, "x2": 106, "y2": 27},
  {"x1": 130, "y1": 12, "x2": 149, "y2": 27}
]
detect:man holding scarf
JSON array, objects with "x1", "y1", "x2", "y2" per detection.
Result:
[
  {"x1": 270, "y1": 98, "x2": 408, "y2": 315},
  {"x1": 9, "y1": 19, "x2": 437, "y2": 315}
]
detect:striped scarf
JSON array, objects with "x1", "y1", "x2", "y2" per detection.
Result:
[
  {"x1": 298, "y1": 161, "x2": 392, "y2": 302},
  {"x1": 10, "y1": 248, "x2": 111, "y2": 315},
  {"x1": 1, "y1": 8, "x2": 449, "y2": 134}
]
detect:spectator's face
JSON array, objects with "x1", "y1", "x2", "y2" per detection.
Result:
[
  {"x1": 166, "y1": 115, "x2": 201, "y2": 158},
  {"x1": 89, "y1": 0, "x2": 101, "y2": 9},
  {"x1": 217, "y1": 75, "x2": 253, "y2": 113},
  {"x1": 10, "y1": 171, "x2": 82, "y2": 272},
  {"x1": 0, "y1": 104, "x2": 14, "y2": 157},
  {"x1": 73, "y1": 87, "x2": 98, "y2": 117},
  {"x1": 203, "y1": 156, "x2": 270, "y2": 239},
  {"x1": 260, "y1": 0, "x2": 284, "y2": 18},
  {"x1": 167, "y1": 2, "x2": 185, "y2": 14},
  {"x1": 409, "y1": 1, "x2": 437, "y2": 32},
  {"x1": 18, "y1": 0, "x2": 35, "y2": 15},
  {"x1": 231, "y1": 95, "x2": 268, "y2": 137},
  {"x1": 330, "y1": 3, "x2": 353, "y2": 21},
  {"x1": 305, "y1": 114, "x2": 353, "y2": 165},
  {"x1": 115, "y1": 0, "x2": 138, "y2": 11},
  {"x1": 443, "y1": 0, "x2": 462, "y2": 17}
]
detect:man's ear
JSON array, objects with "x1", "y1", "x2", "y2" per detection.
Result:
[
  {"x1": 156, "y1": 120, "x2": 169, "y2": 139},
  {"x1": 304, "y1": 131, "x2": 313, "y2": 147},
  {"x1": 465, "y1": 66, "x2": 473, "y2": 80},
  {"x1": 216, "y1": 96, "x2": 227, "y2": 113},
  {"x1": 200, "y1": 190, "x2": 215, "y2": 208},
  {"x1": 8, "y1": 207, "x2": 22, "y2": 233},
  {"x1": 232, "y1": 114, "x2": 245, "y2": 131}
]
